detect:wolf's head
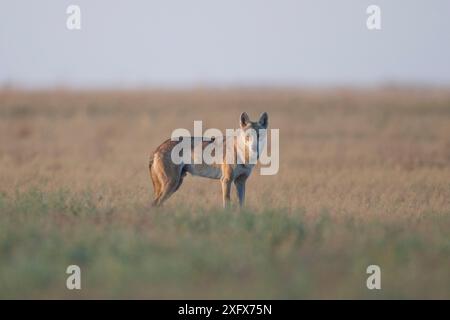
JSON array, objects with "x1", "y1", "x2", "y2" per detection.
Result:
[{"x1": 238, "y1": 112, "x2": 269, "y2": 161}]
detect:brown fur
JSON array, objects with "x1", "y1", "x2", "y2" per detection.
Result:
[{"x1": 149, "y1": 112, "x2": 268, "y2": 207}]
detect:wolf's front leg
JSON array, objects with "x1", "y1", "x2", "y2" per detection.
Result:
[
  {"x1": 234, "y1": 176, "x2": 247, "y2": 207},
  {"x1": 221, "y1": 177, "x2": 232, "y2": 208}
]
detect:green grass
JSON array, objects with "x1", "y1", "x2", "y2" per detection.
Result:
[{"x1": 0, "y1": 189, "x2": 449, "y2": 299}]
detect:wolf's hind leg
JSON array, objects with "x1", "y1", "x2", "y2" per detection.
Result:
[
  {"x1": 155, "y1": 179, "x2": 180, "y2": 206},
  {"x1": 153, "y1": 163, "x2": 184, "y2": 206}
]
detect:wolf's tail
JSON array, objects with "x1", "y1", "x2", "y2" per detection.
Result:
[{"x1": 149, "y1": 154, "x2": 154, "y2": 172}]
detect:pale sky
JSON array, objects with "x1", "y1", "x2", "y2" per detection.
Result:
[{"x1": 1, "y1": 0, "x2": 450, "y2": 88}]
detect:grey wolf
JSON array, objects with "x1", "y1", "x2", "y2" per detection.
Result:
[{"x1": 149, "y1": 112, "x2": 269, "y2": 207}]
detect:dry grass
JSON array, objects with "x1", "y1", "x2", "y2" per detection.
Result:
[{"x1": 0, "y1": 88, "x2": 449, "y2": 298}]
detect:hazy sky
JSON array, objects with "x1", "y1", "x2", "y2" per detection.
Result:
[{"x1": 1, "y1": 0, "x2": 450, "y2": 88}]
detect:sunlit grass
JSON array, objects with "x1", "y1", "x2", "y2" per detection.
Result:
[
  {"x1": 0, "y1": 88, "x2": 449, "y2": 298},
  {"x1": 0, "y1": 189, "x2": 449, "y2": 299}
]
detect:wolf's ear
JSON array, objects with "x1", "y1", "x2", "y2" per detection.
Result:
[
  {"x1": 259, "y1": 112, "x2": 268, "y2": 128},
  {"x1": 240, "y1": 112, "x2": 250, "y2": 128}
]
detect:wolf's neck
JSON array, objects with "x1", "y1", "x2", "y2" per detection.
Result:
[{"x1": 235, "y1": 136, "x2": 258, "y2": 165}]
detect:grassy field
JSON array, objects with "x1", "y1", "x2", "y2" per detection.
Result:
[{"x1": 0, "y1": 88, "x2": 449, "y2": 299}]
